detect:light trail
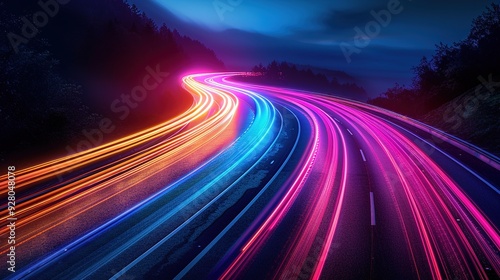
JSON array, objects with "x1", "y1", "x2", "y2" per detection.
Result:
[
  {"x1": 4, "y1": 72, "x2": 499, "y2": 280},
  {"x1": 1, "y1": 73, "x2": 243, "y2": 270},
  {"x1": 216, "y1": 78, "x2": 499, "y2": 279}
]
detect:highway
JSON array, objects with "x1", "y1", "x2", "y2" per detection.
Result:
[{"x1": 2, "y1": 72, "x2": 499, "y2": 279}]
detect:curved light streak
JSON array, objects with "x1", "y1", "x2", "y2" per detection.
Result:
[{"x1": 4, "y1": 72, "x2": 499, "y2": 280}]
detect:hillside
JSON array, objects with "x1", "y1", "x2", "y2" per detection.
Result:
[
  {"x1": 420, "y1": 78, "x2": 500, "y2": 156},
  {"x1": 369, "y1": 4, "x2": 499, "y2": 118},
  {"x1": 0, "y1": 0, "x2": 224, "y2": 164}
]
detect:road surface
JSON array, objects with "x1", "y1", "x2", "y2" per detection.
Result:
[{"x1": 1, "y1": 72, "x2": 499, "y2": 279}]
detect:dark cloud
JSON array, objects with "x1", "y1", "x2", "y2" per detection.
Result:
[
  {"x1": 319, "y1": 6, "x2": 386, "y2": 32},
  {"x1": 129, "y1": 0, "x2": 496, "y2": 95}
]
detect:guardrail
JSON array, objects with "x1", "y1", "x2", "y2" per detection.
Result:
[{"x1": 336, "y1": 96, "x2": 500, "y2": 171}]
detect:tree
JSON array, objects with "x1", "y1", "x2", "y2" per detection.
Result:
[
  {"x1": 369, "y1": 3, "x2": 500, "y2": 116},
  {"x1": 468, "y1": 3, "x2": 500, "y2": 47},
  {"x1": 251, "y1": 63, "x2": 266, "y2": 73},
  {"x1": 130, "y1": 4, "x2": 140, "y2": 16}
]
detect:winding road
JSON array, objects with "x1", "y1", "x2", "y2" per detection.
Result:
[{"x1": 2, "y1": 72, "x2": 499, "y2": 279}]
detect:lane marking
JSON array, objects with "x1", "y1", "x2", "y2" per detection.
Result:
[
  {"x1": 334, "y1": 117, "x2": 340, "y2": 123},
  {"x1": 84, "y1": 80, "x2": 282, "y2": 280},
  {"x1": 370, "y1": 192, "x2": 376, "y2": 226},
  {"x1": 173, "y1": 107, "x2": 302, "y2": 279},
  {"x1": 360, "y1": 149, "x2": 367, "y2": 162},
  {"x1": 347, "y1": 129, "x2": 353, "y2": 136},
  {"x1": 270, "y1": 160, "x2": 275, "y2": 165}
]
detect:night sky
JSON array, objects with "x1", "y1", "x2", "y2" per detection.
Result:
[{"x1": 130, "y1": 0, "x2": 495, "y2": 95}]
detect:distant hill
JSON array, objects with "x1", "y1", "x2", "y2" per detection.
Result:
[
  {"x1": 241, "y1": 61, "x2": 368, "y2": 101},
  {"x1": 294, "y1": 65, "x2": 359, "y2": 84}
]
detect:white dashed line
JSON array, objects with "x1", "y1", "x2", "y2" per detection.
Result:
[
  {"x1": 360, "y1": 149, "x2": 367, "y2": 162},
  {"x1": 370, "y1": 192, "x2": 376, "y2": 226}
]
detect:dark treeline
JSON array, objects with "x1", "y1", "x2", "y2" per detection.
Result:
[
  {"x1": 242, "y1": 61, "x2": 367, "y2": 100},
  {"x1": 0, "y1": 0, "x2": 224, "y2": 162},
  {"x1": 369, "y1": 3, "x2": 500, "y2": 117}
]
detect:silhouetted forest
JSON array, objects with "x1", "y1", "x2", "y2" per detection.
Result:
[
  {"x1": 240, "y1": 61, "x2": 367, "y2": 100},
  {"x1": 0, "y1": 0, "x2": 224, "y2": 163},
  {"x1": 369, "y1": 3, "x2": 500, "y2": 118}
]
